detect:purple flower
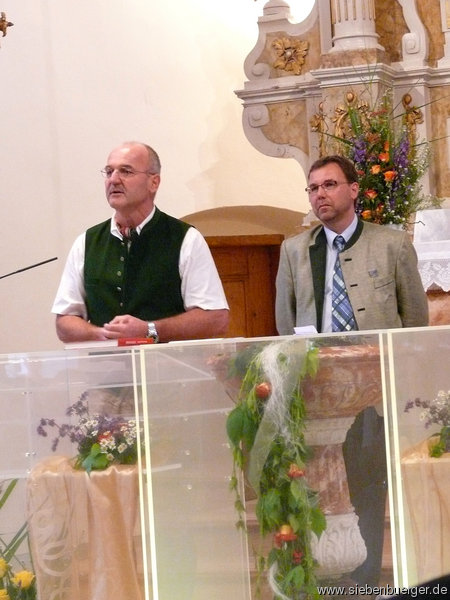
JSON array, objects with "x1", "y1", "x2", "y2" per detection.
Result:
[
  {"x1": 394, "y1": 133, "x2": 409, "y2": 169},
  {"x1": 350, "y1": 136, "x2": 367, "y2": 164}
]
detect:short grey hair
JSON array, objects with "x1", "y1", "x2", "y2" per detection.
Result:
[{"x1": 123, "y1": 141, "x2": 161, "y2": 174}]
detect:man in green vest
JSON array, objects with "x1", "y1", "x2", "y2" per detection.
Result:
[{"x1": 52, "y1": 141, "x2": 229, "y2": 343}]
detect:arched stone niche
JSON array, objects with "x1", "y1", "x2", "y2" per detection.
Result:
[{"x1": 182, "y1": 205, "x2": 307, "y2": 238}]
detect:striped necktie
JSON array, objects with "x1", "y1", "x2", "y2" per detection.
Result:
[{"x1": 331, "y1": 235, "x2": 356, "y2": 332}]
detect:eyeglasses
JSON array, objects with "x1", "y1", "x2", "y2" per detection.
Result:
[
  {"x1": 305, "y1": 180, "x2": 350, "y2": 196},
  {"x1": 100, "y1": 166, "x2": 156, "y2": 179}
]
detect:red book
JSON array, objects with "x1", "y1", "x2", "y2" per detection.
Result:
[
  {"x1": 64, "y1": 338, "x2": 155, "y2": 350},
  {"x1": 117, "y1": 338, "x2": 155, "y2": 346}
]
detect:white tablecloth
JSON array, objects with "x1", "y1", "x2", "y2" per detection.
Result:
[{"x1": 414, "y1": 209, "x2": 450, "y2": 291}]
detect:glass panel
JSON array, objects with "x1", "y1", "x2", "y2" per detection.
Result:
[
  {"x1": 0, "y1": 344, "x2": 251, "y2": 600},
  {"x1": 384, "y1": 325, "x2": 450, "y2": 589},
  {"x1": 138, "y1": 333, "x2": 391, "y2": 599},
  {"x1": 0, "y1": 347, "x2": 143, "y2": 599},
  {"x1": 137, "y1": 341, "x2": 251, "y2": 600},
  {"x1": 8, "y1": 327, "x2": 448, "y2": 598}
]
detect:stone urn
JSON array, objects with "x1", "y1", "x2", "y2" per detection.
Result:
[{"x1": 300, "y1": 343, "x2": 382, "y2": 579}]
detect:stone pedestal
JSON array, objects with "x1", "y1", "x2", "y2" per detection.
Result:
[{"x1": 301, "y1": 344, "x2": 383, "y2": 579}]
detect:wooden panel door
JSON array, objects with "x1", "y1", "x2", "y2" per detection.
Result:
[{"x1": 206, "y1": 234, "x2": 284, "y2": 338}]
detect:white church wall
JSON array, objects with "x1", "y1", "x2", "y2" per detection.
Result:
[{"x1": 0, "y1": 0, "x2": 313, "y2": 353}]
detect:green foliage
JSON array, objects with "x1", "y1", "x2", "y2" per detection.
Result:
[
  {"x1": 78, "y1": 443, "x2": 110, "y2": 473},
  {"x1": 226, "y1": 340, "x2": 325, "y2": 599},
  {"x1": 429, "y1": 425, "x2": 450, "y2": 458},
  {"x1": 256, "y1": 489, "x2": 283, "y2": 531}
]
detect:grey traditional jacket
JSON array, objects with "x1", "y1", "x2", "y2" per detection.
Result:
[{"x1": 275, "y1": 219, "x2": 429, "y2": 334}]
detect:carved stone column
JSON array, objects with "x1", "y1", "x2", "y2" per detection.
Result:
[{"x1": 330, "y1": 0, "x2": 383, "y2": 51}]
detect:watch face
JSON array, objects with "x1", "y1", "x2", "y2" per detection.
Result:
[{"x1": 147, "y1": 322, "x2": 159, "y2": 342}]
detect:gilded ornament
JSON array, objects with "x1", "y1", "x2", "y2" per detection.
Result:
[
  {"x1": 402, "y1": 93, "x2": 423, "y2": 147},
  {"x1": 272, "y1": 37, "x2": 309, "y2": 75},
  {"x1": 0, "y1": 12, "x2": 13, "y2": 37},
  {"x1": 310, "y1": 102, "x2": 328, "y2": 158}
]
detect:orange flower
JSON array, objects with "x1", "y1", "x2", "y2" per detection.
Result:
[
  {"x1": 364, "y1": 189, "x2": 378, "y2": 200},
  {"x1": 288, "y1": 463, "x2": 305, "y2": 478},
  {"x1": 384, "y1": 140, "x2": 390, "y2": 151},
  {"x1": 370, "y1": 164, "x2": 381, "y2": 175},
  {"x1": 274, "y1": 524, "x2": 298, "y2": 547},
  {"x1": 384, "y1": 170, "x2": 396, "y2": 182},
  {"x1": 378, "y1": 152, "x2": 389, "y2": 162},
  {"x1": 361, "y1": 210, "x2": 372, "y2": 220}
]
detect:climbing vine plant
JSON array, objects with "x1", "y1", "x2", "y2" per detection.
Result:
[{"x1": 226, "y1": 339, "x2": 326, "y2": 600}]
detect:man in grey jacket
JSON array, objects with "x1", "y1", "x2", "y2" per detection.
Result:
[
  {"x1": 275, "y1": 155, "x2": 428, "y2": 586},
  {"x1": 276, "y1": 155, "x2": 428, "y2": 335}
]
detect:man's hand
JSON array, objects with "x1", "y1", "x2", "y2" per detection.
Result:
[
  {"x1": 104, "y1": 308, "x2": 229, "y2": 342},
  {"x1": 56, "y1": 307, "x2": 229, "y2": 344},
  {"x1": 103, "y1": 315, "x2": 147, "y2": 339}
]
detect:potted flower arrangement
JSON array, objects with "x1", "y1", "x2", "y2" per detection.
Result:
[
  {"x1": 225, "y1": 340, "x2": 326, "y2": 600},
  {"x1": 0, "y1": 480, "x2": 36, "y2": 600},
  {"x1": 37, "y1": 391, "x2": 142, "y2": 473},
  {"x1": 313, "y1": 88, "x2": 442, "y2": 228},
  {"x1": 404, "y1": 389, "x2": 450, "y2": 457},
  {"x1": 0, "y1": 558, "x2": 35, "y2": 600}
]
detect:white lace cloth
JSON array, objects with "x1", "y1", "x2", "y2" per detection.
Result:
[{"x1": 414, "y1": 209, "x2": 450, "y2": 292}]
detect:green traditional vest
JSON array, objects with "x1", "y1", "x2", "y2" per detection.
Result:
[{"x1": 84, "y1": 208, "x2": 191, "y2": 325}]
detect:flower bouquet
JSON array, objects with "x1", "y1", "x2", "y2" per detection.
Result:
[
  {"x1": 37, "y1": 392, "x2": 142, "y2": 473},
  {"x1": 226, "y1": 340, "x2": 326, "y2": 600},
  {"x1": 404, "y1": 389, "x2": 450, "y2": 457},
  {"x1": 313, "y1": 87, "x2": 442, "y2": 228}
]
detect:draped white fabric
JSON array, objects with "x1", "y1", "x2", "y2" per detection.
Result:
[{"x1": 414, "y1": 209, "x2": 450, "y2": 291}]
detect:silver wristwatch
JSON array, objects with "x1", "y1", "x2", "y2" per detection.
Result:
[{"x1": 147, "y1": 321, "x2": 159, "y2": 343}]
